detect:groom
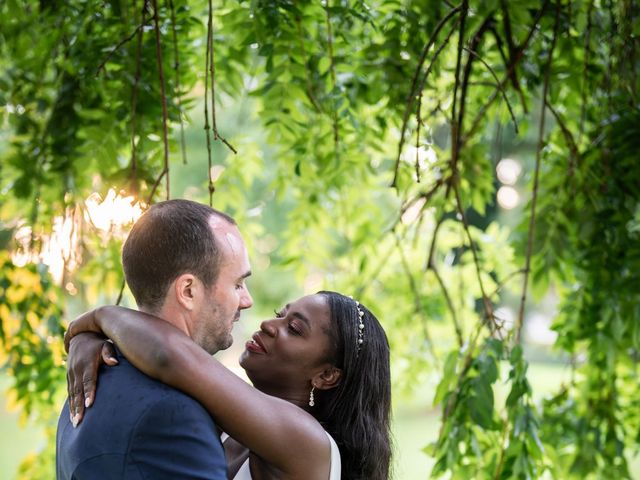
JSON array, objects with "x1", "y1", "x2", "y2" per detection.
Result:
[{"x1": 56, "y1": 199, "x2": 253, "y2": 479}]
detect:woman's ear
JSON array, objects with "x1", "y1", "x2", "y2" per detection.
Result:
[{"x1": 313, "y1": 366, "x2": 343, "y2": 391}]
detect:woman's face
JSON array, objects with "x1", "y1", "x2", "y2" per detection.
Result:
[{"x1": 239, "y1": 294, "x2": 336, "y2": 393}]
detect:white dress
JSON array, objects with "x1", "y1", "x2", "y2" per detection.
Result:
[{"x1": 221, "y1": 432, "x2": 341, "y2": 480}]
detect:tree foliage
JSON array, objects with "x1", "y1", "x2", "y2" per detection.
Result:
[{"x1": 1, "y1": 0, "x2": 639, "y2": 478}]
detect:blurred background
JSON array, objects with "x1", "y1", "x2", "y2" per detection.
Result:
[{"x1": 1, "y1": 1, "x2": 639, "y2": 478}]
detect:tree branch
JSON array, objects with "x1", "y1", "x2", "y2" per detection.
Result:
[
  {"x1": 151, "y1": 0, "x2": 170, "y2": 200},
  {"x1": 391, "y1": 4, "x2": 462, "y2": 189},
  {"x1": 295, "y1": 16, "x2": 323, "y2": 113},
  {"x1": 515, "y1": 0, "x2": 561, "y2": 344},
  {"x1": 463, "y1": 46, "x2": 518, "y2": 133},
  {"x1": 464, "y1": 0, "x2": 550, "y2": 143},
  {"x1": 168, "y1": 0, "x2": 187, "y2": 165},
  {"x1": 394, "y1": 232, "x2": 439, "y2": 365},
  {"x1": 95, "y1": 22, "x2": 146, "y2": 77},
  {"x1": 324, "y1": 1, "x2": 340, "y2": 156},
  {"x1": 129, "y1": 1, "x2": 146, "y2": 192}
]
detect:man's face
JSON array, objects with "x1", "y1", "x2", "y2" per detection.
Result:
[{"x1": 193, "y1": 219, "x2": 253, "y2": 354}]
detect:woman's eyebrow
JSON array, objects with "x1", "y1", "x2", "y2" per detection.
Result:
[{"x1": 291, "y1": 311, "x2": 311, "y2": 328}]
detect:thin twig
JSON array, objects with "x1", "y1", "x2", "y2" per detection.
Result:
[
  {"x1": 515, "y1": 0, "x2": 561, "y2": 344},
  {"x1": 415, "y1": 91, "x2": 422, "y2": 182},
  {"x1": 391, "y1": 4, "x2": 462, "y2": 188},
  {"x1": 168, "y1": 0, "x2": 188, "y2": 165},
  {"x1": 489, "y1": 26, "x2": 528, "y2": 114},
  {"x1": 579, "y1": 0, "x2": 594, "y2": 142},
  {"x1": 295, "y1": 16, "x2": 323, "y2": 113},
  {"x1": 431, "y1": 263, "x2": 464, "y2": 348},
  {"x1": 545, "y1": 100, "x2": 580, "y2": 170},
  {"x1": 453, "y1": 183, "x2": 496, "y2": 329},
  {"x1": 489, "y1": 268, "x2": 526, "y2": 297},
  {"x1": 463, "y1": 46, "x2": 518, "y2": 133},
  {"x1": 204, "y1": 0, "x2": 215, "y2": 206},
  {"x1": 207, "y1": 0, "x2": 237, "y2": 158},
  {"x1": 115, "y1": 278, "x2": 126, "y2": 305},
  {"x1": 129, "y1": 1, "x2": 146, "y2": 192},
  {"x1": 464, "y1": 0, "x2": 550, "y2": 143},
  {"x1": 498, "y1": 0, "x2": 527, "y2": 112},
  {"x1": 146, "y1": 168, "x2": 169, "y2": 204},
  {"x1": 324, "y1": 0, "x2": 340, "y2": 155},
  {"x1": 394, "y1": 232, "x2": 440, "y2": 366},
  {"x1": 95, "y1": 23, "x2": 145, "y2": 77},
  {"x1": 151, "y1": 0, "x2": 170, "y2": 200}
]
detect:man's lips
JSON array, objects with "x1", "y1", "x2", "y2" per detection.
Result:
[{"x1": 246, "y1": 332, "x2": 267, "y2": 354}]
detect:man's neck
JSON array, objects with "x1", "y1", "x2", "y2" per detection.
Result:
[{"x1": 140, "y1": 305, "x2": 191, "y2": 338}]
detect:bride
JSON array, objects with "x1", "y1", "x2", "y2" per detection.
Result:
[{"x1": 65, "y1": 291, "x2": 392, "y2": 479}]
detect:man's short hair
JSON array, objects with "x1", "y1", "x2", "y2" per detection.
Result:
[{"x1": 122, "y1": 199, "x2": 236, "y2": 312}]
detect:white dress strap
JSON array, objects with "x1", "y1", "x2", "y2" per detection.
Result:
[
  {"x1": 326, "y1": 432, "x2": 342, "y2": 480},
  {"x1": 222, "y1": 432, "x2": 341, "y2": 480}
]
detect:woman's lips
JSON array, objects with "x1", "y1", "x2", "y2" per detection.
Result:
[{"x1": 246, "y1": 333, "x2": 267, "y2": 354}]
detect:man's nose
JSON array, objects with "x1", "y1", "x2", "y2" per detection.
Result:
[{"x1": 240, "y1": 287, "x2": 253, "y2": 310}]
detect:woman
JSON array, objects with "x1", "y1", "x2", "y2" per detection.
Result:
[{"x1": 65, "y1": 291, "x2": 392, "y2": 479}]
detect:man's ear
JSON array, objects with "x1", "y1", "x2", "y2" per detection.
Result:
[
  {"x1": 312, "y1": 366, "x2": 343, "y2": 391},
  {"x1": 174, "y1": 273, "x2": 198, "y2": 310}
]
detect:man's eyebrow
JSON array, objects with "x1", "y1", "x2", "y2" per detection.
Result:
[{"x1": 239, "y1": 270, "x2": 252, "y2": 280}]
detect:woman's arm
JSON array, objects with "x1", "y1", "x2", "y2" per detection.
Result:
[{"x1": 66, "y1": 306, "x2": 331, "y2": 478}]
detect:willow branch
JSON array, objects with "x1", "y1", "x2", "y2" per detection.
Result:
[
  {"x1": 545, "y1": 100, "x2": 580, "y2": 171},
  {"x1": 146, "y1": 167, "x2": 169, "y2": 204},
  {"x1": 515, "y1": 1, "x2": 561, "y2": 344},
  {"x1": 295, "y1": 16, "x2": 323, "y2": 113},
  {"x1": 151, "y1": 0, "x2": 170, "y2": 200},
  {"x1": 391, "y1": 4, "x2": 462, "y2": 188},
  {"x1": 489, "y1": 268, "x2": 526, "y2": 297},
  {"x1": 129, "y1": 1, "x2": 146, "y2": 191},
  {"x1": 207, "y1": 0, "x2": 237, "y2": 162},
  {"x1": 464, "y1": 0, "x2": 550, "y2": 142},
  {"x1": 489, "y1": 26, "x2": 528, "y2": 113},
  {"x1": 168, "y1": 0, "x2": 187, "y2": 165},
  {"x1": 431, "y1": 259, "x2": 464, "y2": 348},
  {"x1": 324, "y1": 1, "x2": 340, "y2": 154},
  {"x1": 453, "y1": 183, "x2": 496, "y2": 329},
  {"x1": 95, "y1": 23, "x2": 145, "y2": 77},
  {"x1": 394, "y1": 233, "x2": 439, "y2": 365},
  {"x1": 415, "y1": 92, "x2": 423, "y2": 182},
  {"x1": 204, "y1": 0, "x2": 215, "y2": 205},
  {"x1": 579, "y1": 0, "x2": 594, "y2": 141},
  {"x1": 463, "y1": 46, "x2": 518, "y2": 133}
]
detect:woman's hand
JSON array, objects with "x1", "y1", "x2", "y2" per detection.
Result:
[{"x1": 67, "y1": 332, "x2": 118, "y2": 427}]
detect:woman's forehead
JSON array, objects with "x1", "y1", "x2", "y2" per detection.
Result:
[{"x1": 289, "y1": 294, "x2": 330, "y2": 326}]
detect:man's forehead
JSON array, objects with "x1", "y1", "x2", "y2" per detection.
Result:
[{"x1": 208, "y1": 217, "x2": 245, "y2": 258}]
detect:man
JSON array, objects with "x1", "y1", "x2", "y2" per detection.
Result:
[{"x1": 56, "y1": 199, "x2": 253, "y2": 479}]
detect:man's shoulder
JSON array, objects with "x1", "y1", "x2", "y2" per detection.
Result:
[
  {"x1": 96, "y1": 356, "x2": 211, "y2": 417},
  {"x1": 56, "y1": 358, "x2": 224, "y2": 479}
]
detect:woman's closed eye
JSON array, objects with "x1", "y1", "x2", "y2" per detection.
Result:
[
  {"x1": 274, "y1": 308, "x2": 285, "y2": 318},
  {"x1": 287, "y1": 322, "x2": 303, "y2": 335}
]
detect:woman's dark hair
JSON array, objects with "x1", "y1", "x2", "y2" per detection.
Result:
[{"x1": 316, "y1": 291, "x2": 392, "y2": 480}]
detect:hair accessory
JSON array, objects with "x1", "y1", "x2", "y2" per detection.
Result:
[
  {"x1": 309, "y1": 386, "x2": 315, "y2": 407},
  {"x1": 349, "y1": 296, "x2": 365, "y2": 352}
]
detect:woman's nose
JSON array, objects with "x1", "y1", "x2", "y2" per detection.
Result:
[{"x1": 260, "y1": 319, "x2": 277, "y2": 337}]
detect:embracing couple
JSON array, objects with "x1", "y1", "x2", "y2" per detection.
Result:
[{"x1": 56, "y1": 199, "x2": 392, "y2": 480}]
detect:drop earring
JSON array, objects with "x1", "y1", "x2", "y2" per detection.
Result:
[{"x1": 309, "y1": 386, "x2": 315, "y2": 407}]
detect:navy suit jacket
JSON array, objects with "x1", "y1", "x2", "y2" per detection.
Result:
[{"x1": 56, "y1": 348, "x2": 226, "y2": 479}]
